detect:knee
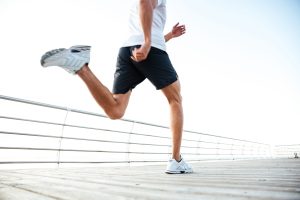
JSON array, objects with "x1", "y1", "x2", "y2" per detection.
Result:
[
  {"x1": 106, "y1": 109, "x2": 125, "y2": 120},
  {"x1": 170, "y1": 97, "x2": 182, "y2": 109}
]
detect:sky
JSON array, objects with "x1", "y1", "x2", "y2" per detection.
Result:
[{"x1": 0, "y1": 0, "x2": 299, "y2": 145}]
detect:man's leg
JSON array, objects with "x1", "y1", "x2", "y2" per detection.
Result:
[
  {"x1": 161, "y1": 80, "x2": 183, "y2": 161},
  {"x1": 41, "y1": 46, "x2": 132, "y2": 120},
  {"x1": 77, "y1": 64, "x2": 131, "y2": 120}
]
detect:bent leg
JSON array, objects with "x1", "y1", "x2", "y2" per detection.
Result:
[
  {"x1": 77, "y1": 64, "x2": 131, "y2": 119},
  {"x1": 161, "y1": 80, "x2": 183, "y2": 161}
]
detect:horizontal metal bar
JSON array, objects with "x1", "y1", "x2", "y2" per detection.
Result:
[
  {"x1": 0, "y1": 147, "x2": 220, "y2": 156},
  {"x1": 0, "y1": 115, "x2": 173, "y2": 140},
  {"x1": 0, "y1": 147, "x2": 171, "y2": 154},
  {"x1": 0, "y1": 130, "x2": 171, "y2": 147},
  {"x1": 197, "y1": 140, "x2": 238, "y2": 146},
  {"x1": 1, "y1": 116, "x2": 272, "y2": 147},
  {"x1": 184, "y1": 129, "x2": 269, "y2": 145},
  {"x1": 0, "y1": 95, "x2": 168, "y2": 129},
  {"x1": 0, "y1": 147, "x2": 266, "y2": 157},
  {"x1": 1, "y1": 116, "x2": 209, "y2": 144},
  {"x1": 0, "y1": 95, "x2": 271, "y2": 145},
  {"x1": 0, "y1": 147, "x2": 255, "y2": 155},
  {"x1": 0, "y1": 129, "x2": 267, "y2": 152},
  {"x1": 0, "y1": 160, "x2": 167, "y2": 164},
  {"x1": 0, "y1": 115, "x2": 133, "y2": 135},
  {"x1": 4, "y1": 158, "x2": 277, "y2": 165},
  {"x1": 0, "y1": 130, "x2": 261, "y2": 152},
  {"x1": 275, "y1": 144, "x2": 300, "y2": 147},
  {"x1": 0, "y1": 153, "x2": 268, "y2": 165},
  {"x1": 0, "y1": 130, "x2": 203, "y2": 150}
]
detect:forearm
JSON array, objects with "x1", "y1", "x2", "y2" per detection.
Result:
[
  {"x1": 139, "y1": 0, "x2": 154, "y2": 44},
  {"x1": 164, "y1": 32, "x2": 173, "y2": 42}
]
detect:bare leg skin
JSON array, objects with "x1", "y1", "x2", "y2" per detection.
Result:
[
  {"x1": 77, "y1": 64, "x2": 183, "y2": 161},
  {"x1": 77, "y1": 64, "x2": 131, "y2": 119},
  {"x1": 161, "y1": 80, "x2": 183, "y2": 161}
]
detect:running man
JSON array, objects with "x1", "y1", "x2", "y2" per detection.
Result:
[{"x1": 41, "y1": 0, "x2": 193, "y2": 174}]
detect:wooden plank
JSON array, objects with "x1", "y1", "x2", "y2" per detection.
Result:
[
  {"x1": 0, "y1": 183, "x2": 58, "y2": 200},
  {"x1": 0, "y1": 159, "x2": 299, "y2": 200}
]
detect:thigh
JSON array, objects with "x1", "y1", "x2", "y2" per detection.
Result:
[
  {"x1": 133, "y1": 47, "x2": 178, "y2": 90},
  {"x1": 113, "y1": 47, "x2": 146, "y2": 94},
  {"x1": 161, "y1": 80, "x2": 182, "y2": 103}
]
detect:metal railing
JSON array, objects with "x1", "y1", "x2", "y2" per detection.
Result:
[
  {"x1": 0, "y1": 95, "x2": 272, "y2": 168},
  {"x1": 274, "y1": 144, "x2": 300, "y2": 159}
]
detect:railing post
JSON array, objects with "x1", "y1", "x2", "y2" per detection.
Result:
[
  {"x1": 250, "y1": 144, "x2": 255, "y2": 158},
  {"x1": 230, "y1": 142, "x2": 234, "y2": 160},
  {"x1": 257, "y1": 145, "x2": 261, "y2": 158},
  {"x1": 127, "y1": 120, "x2": 135, "y2": 166},
  {"x1": 216, "y1": 138, "x2": 220, "y2": 160},
  {"x1": 196, "y1": 135, "x2": 202, "y2": 160},
  {"x1": 57, "y1": 108, "x2": 70, "y2": 167}
]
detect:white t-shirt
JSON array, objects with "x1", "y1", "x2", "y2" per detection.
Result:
[{"x1": 122, "y1": 0, "x2": 167, "y2": 51}]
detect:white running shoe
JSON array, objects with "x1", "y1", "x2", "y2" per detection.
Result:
[
  {"x1": 40, "y1": 45, "x2": 91, "y2": 74},
  {"x1": 165, "y1": 157, "x2": 193, "y2": 174}
]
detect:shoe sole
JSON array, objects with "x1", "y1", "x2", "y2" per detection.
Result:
[
  {"x1": 40, "y1": 48, "x2": 66, "y2": 67},
  {"x1": 165, "y1": 170, "x2": 193, "y2": 174},
  {"x1": 41, "y1": 45, "x2": 91, "y2": 67}
]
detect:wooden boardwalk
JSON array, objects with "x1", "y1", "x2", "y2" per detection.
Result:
[{"x1": 0, "y1": 159, "x2": 299, "y2": 200}]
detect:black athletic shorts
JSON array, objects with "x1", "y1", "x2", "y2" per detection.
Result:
[{"x1": 112, "y1": 45, "x2": 178, "y2": 94}]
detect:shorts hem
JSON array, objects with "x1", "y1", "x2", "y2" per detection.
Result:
[{"x1": 156, "y1": 77, "x2": 178, "y2": 90}]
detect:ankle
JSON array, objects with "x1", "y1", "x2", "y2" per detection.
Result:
[
  {"x1": 76, "y1": 63, "x2": 89, "y2": 75},
  {"x1": 172, "y1": 154, "x2": 181, "y2": 162}
]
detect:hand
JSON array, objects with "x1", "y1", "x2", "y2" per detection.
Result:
[
  {"x1": 171, "y1": 22, "x2": 186, "y2": 38},
  {"x1": 131, "y1": 42, "x2": 151, "y2": 62}
]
